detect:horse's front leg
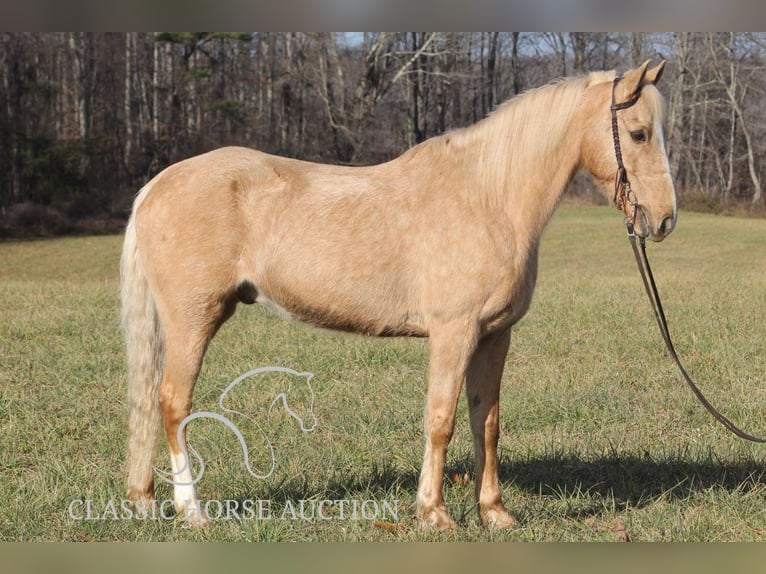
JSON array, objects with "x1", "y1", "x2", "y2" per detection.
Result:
[
  {"x1": 465, "y1": 327, "x2": 517, "y2": 529},
  {"x1": 416, "y1": 320, "x2": 478, "y2": 530}
]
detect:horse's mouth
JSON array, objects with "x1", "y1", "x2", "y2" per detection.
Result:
[{"x1": 632, "y1": 208, "x2": 672, "y2": 243}]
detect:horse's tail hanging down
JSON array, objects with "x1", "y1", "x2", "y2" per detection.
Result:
[{"x1": 120, "y1": 184, "x2": 164, "y2": 498}]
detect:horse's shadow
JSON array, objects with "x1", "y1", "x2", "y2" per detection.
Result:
[
  {"x1": 241, "y1": 449, "x2": 764, "y2": 516},
  {"x1": 493, "y1": 450, "x2": 764, "y2": 509}
]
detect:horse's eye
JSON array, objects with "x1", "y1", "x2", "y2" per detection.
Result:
[{"x1": 630, "y1": 130, "x2": 647, "y2": 143}]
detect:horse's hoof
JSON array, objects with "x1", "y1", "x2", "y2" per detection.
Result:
[
  {"x1": 178, "y1": 503, "x2": 209, "y2": 527},
  {"x1": 126, "y1": 493, "x2": 156, "y2": 519},
  {"x1": 417, "y1": 506, "x2": 457, "y2": 531},
  {"x1": 481, "y1": 506, "x2": 518, "y2": 530},
  {"x1": 181, "y1": 515, "x2": 209, "y2": 528}
]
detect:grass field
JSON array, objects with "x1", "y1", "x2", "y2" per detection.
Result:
[{"x1": 1, "y1": 204, "x2": 765, "y2": 542}]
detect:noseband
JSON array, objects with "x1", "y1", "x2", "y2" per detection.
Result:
[{"x1": 610, "y1": 72, "x2": 766, "y2": 443}]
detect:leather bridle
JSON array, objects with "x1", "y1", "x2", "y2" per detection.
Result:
[
  {"x1": 610, "y1": 73, "x2": 765, "y2": 443},
  {"x1": 611, "y1": 73, "x2": 641, "y2": 233}
]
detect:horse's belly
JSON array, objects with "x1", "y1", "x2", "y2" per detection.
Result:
[{"x1": 253, "y1": 281, "x2": 426, "y2": 337}]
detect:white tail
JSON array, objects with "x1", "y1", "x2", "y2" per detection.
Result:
[{"x1": 121, "y1": 185, "x2": 164, "y2": 501}]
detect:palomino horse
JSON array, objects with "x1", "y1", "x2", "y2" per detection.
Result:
[{"x1": 121, "y1": 60, "x2": 676, "y2": 529}]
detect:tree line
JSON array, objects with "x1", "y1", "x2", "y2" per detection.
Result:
[{"x1": 1, "y1": 32, "x2": 764, "y2": 237}]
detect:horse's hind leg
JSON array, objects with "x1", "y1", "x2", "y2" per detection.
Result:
[
  {"x1": 465, "y1": 328, "x2": 517, "y2": 529},
  {"x1": 157, "y1": 296, "x2": 236, "y2": 524}
]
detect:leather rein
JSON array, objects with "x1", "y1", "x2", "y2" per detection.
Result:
[{"x1": 610, "y1": 73, "x2": 765, "y2": 443}]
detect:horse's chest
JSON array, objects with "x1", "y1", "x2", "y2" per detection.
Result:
[{"x1": 481, "y1": 255, "x2": 539, "y2": 334}]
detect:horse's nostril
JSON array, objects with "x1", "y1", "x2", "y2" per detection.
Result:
[{"x1": 660, "y1": 216, "x2": 675, "y2": 236}]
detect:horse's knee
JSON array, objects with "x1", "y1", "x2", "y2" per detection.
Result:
[{"x1": 425, "y1": 412, "x2": 455, "y2": 449}]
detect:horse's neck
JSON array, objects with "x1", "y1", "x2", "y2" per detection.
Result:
[
  {"x1": 505, "y1": 125, "x2": 582, "y2": 246},
  {"x1": 462, "y1": 86, "x2": 584, "y2": 248}
]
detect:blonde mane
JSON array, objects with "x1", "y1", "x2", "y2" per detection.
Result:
[
  {"x1": 402, "y1": 74, "x2": 592, "y2": 243},
  {"x1": 462, "y1": 74, "x2": 588, "y2": 188}
]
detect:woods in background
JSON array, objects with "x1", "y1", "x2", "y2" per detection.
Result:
[{"x1": 1, "y1": 32, "x2": 764, "y2": 236}]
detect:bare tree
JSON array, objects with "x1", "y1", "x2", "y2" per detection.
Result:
[
  {"x1": 706, "y1": 33, "x2": 762, "y2": 204},
  {"x1": 4, "y1": 32, "x2": 766, "y2": 236},
  {"x1": 570, "y1": 32, "x2": 587, "y2": 74}
]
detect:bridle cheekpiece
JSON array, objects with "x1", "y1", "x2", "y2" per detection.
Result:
[{"x1": 610, "y1": 73, "x2": 642, "y2": 236}]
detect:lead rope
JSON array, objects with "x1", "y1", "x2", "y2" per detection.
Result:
[
  {"x1": 627, "y1": 232, "x2": 766, "y2": 443},
  {"x1": 612, "y1": 73, "x2": 766, "y2": 443}
]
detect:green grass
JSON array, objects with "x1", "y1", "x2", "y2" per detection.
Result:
[{"x1": 1, "y1": 205, "x2": 765, "y2": 541}]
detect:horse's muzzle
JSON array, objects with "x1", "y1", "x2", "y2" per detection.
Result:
[{"x1": 647, "y1": 212, "x2": 676, "y2": 242}]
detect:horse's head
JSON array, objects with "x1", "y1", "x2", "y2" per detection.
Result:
[{"x1": 581, "y1": 60, "x2": 676, "y2": 242}]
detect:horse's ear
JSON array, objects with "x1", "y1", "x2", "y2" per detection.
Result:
[
  {"x1": 644, "y1": 60, "x2": 666, "y2": 85},
  {"x1": 619, "y1": 59, "x2": 652, "y2": 100}
]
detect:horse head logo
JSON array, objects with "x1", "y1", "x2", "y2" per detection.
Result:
[{"x1": 154, "y1": 366, "x2": 318, "y2": 487}]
